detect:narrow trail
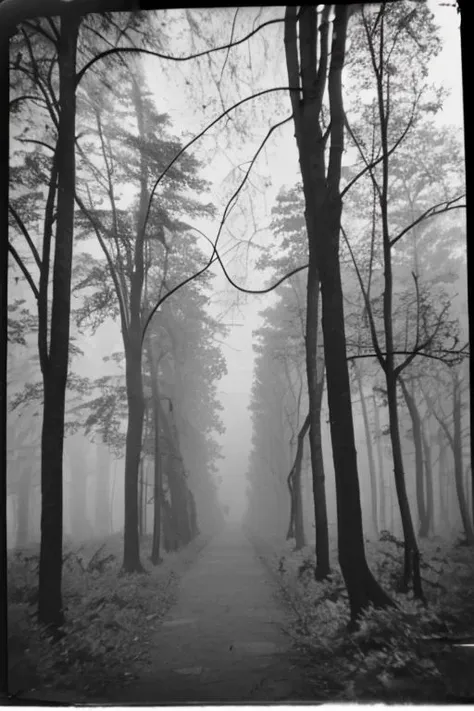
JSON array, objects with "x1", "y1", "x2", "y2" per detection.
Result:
[{"x1": 110, "y1": 523, "x2": 313, "y2": 703}]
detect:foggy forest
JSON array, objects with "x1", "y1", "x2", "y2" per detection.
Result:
[{"x1": 2, "y1": 0, "x2": 472, "y2": 704}]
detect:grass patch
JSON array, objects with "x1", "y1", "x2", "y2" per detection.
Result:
[
  {"x1": 8, "y1": 533, "x2": 210, "y2": 701},
  {"x1": 251, "y1": 531, "x2": 474, "y2": 702}
]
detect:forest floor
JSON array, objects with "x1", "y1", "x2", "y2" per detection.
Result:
[
  {"x1": 252, "y1": 531, "x2": 474, "y2": 703},
  {"x1": 8, "y1": 523, "x2": 319, "y2": 704},
  {"x1": 7, "y1": 530, "x2": 212, "y2": 702},
  {"x1": 95, "y1": 522, "x2": 316, "y2": 704},
  {"x1": 7, "y1": 523, "x2": 474, "y2": 704}
]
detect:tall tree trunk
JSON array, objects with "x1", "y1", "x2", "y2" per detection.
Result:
[
  {"x1": 288, "y1": 414, "x2": 310, "y2": 550},
  {"x1": 437, "y1": 428, "x2": 448, "y2": 525},
  {"x1": 386, "y1": 375, "x2": 424, "y2": 598},
  {"x1": 311, "y1": 359, "x2": 328, "y2": 572},
  {"x1": 306, "y1": 264, "x2": 330, "y2": 577},
  {"x1": 138, "y1": 456, "x2": 144, "y2": 538},
  {"x1": 188, "y1": 489, "x2": 199, "y2": 538},
  {"x1": 162, "y1": 497, "x2": 178, "y2": 552},
  {"x1": 426, "y1": 380, "x2": 472, "y2": 542},
  {"x1": 142, "y1": 460, "x2": 147, "y2": 535},
  {"x1": 421, "y1": 419, "x2": 434, "y2": 536},
  {"x1": 371, "y1": 3, "x2": 423, "y2": 599},
  {"x1": 38, "y1": 14, "x2": 80, "y2": 627},
  {"x1": 285, "y1": 4, "x2": 392, "y2": 622},
  {"x1": 169, "y1": 422, "x2": 192, "y2": 546},
  {"x1": 399, "y1": 378, "x2": 429, "y2": 538},
  {"x1": 286, "y1": 472, "x2": 295, "y2": 540},
  {"x1": 122, "y1": 338, "x2": 145, "y2": 571},
  {"x1": 373, "y1": 391, "x2": 386, "y2": 532},
  {"x1": 452, "y1": 376, "x2": 474, "y2": 544},
  {"x1": 148, "y1": 349, "x2": 163, "y2": 565},
  {"x1": 0, "y1": 30, "x2": 8, "y2": 695},
  {"x1": 159, "y1": 398, "x2": 191, "y2": 549},
  {"x1": 356, "y1": 366, "x2": 378, "y2": 537},
  {"x1": 122, "y1": 76, "x2": 149, "y2": 573}
]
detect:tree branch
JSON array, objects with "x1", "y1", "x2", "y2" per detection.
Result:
[
  {"x1": 76, "y1": 16, "x2": 286, "y2": 85},
  {"x1": 8, "y1": 243, "x2": 39, "y2": 299},
  {"x1": 74, "y1": 190, "x2": 131, "y2": 335},
  {"x1": 8, "y1": 204, "x2": 42, "y2": 269},
  {"x1": 341, "y1": 226, "x2": 385, "y2": 369},
  {"x1": 390, "y1": 195, "x2": 466, "y2": 248},
  {"x1": 139, "y1": 86, "x2": 300, "y2": 247},
  {"x1": 341, "y1": 98, "x2": 418, "y2": 200}
]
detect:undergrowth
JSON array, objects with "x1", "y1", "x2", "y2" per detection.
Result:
[
  {"x1": 7, "y1": 533, "x2": 209, "y2": 700},
  {"x1": 252, "y1": 531, "x2": 474, "y2": 702}
]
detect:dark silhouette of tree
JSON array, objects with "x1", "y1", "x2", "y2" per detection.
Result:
[
  {"x1": 285, "y1": 4, "x2": 393, "y2": 621},
  {"x1": 342, "y1": 2, "x2": 466, "y2": 597}
]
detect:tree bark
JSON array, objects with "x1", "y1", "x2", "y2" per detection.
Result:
[
  {"x1": 286, "y1": 471, "x2": 295, "y2": 540},
  {"x1": 356, "y1": 365, "x2": 378, "y2": 537},
  {"x1": 386, "y1": 375, "x2": 424, "y2": 598},
  {"x1": 188, "y1": 489, "x2": 199, "y2": 539},
  {"x1": 286, "y1": 4, "x2": 331, "y2": 580},
  {"x1": 399, "y1": 378, "x2": 429, "y2": 538},
  {"x1": 38, "y1": 14, "x2": 80, "y2": 628},
  {"x1": 285, "y1": 4, "x2": 392, "y2": 623},
  {"x1": 162, "y1": 497, "x2": 178, "y2": 552},
  {"x1": 425, "y1": 379, "x2": 472, "y2": 543},
  {"x1": 0, "y1": 31, "x2": 8, "y2": 696},
  {"x1": 452, "y1": 375, "x2": 474, "y2": 544},
  {"x1": 121, "y1": 76, "x2": 149, "y2": 573},
  {"x1": 373, "y1": 391, "x2": 386, "y2": 532},
  {"x1": 370, "y1": 4, "x2": 423, "y2": 599},
  {"x1": 138, "y1": 455, "x2": 144, "y2": 538},
  {"x1": 158, "y1": 398, "x2": 191, "y2": 549},
  {"x1": 311, "y1": 359, "x2": 328, "y2": 573},
  {"x1": 148, "y1": 348, "x2": 163, "y2": 565},
  {"x1": 122, "y1": 338, "x2": 145, "y2": 571},
  {"x1": 421, "y1": 418, "x2": 434, "y2": 536},
  {"x1": 287, "y1": 414, "x2": 310, "y2": 550},
  {"x1": 437, "y1": 428, "x2": 448, "y2": 525},
  {"x1": 305, "y1": 266, "x2": 330, "y2": 574}
]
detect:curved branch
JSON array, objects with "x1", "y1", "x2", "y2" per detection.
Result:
[
  {"x1": 9, "y1": 94, "x2": 47, "y2": 111},
  {"x1": 15, "y1": 137, "x2": 55, "y2": 153},
  {"x1": 141, "y1": 222, "x2": 308, "y2": 346},
  {"x1": 38, "y1": 146, "x2": 58, "y2": 372},
  {"x1": 347, "y1": 346, "x2": 468, "y2": 366},
  {"x1": 76, "y1": 17, "x2": 286, "y2": 85},
  {"x1": 215, "y1": 114, "x2": 293, "y2": 257},
  {"x1": 341, "y1": 100, "x2": 417, "y2": 199},
  {"x1": 8, "y1": 204, "x2": 42, "y2": 269},
  {"x1": 20, "y1": 27, "x2": 59, "y2": 128},
  {"x1": 23, "y1": 18, "x2": 57, "y2": 46},
  {"x1": 74, "y1": 191, "x2": 130, "y2": 335},
  {"x1": 219, "y1": 7, "x2": 239, "y2": 82},
  {"x1": 8, "y1": 243, "x2": 39, "y2": 299},
  {"x1": 140, "y1": 113, "x2": 293, "y2": 343},
  {"x1": 139, "y1": 87, "x2": 299, "y2": 246},
  {"x1": 186, "y1": 224, "x2": 309, "y2": 296},
  {"x1": 393, "y1": 301, "x2": 451, "y2": 379},
  {"x1": 341, "y1": 226, "x2": 385, "y2": 369},
  {"x1": 390, "y1": 195, "x2": 466, "y2": 248}
]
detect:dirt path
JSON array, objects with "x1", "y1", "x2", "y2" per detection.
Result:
[{"x1": 109, "y1": 523, "x2": 313, "y2": 703}]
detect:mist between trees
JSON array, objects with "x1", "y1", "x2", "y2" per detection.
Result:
[{"x1": 2, "y1": 1, "x2": 473, "y2": 703}]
